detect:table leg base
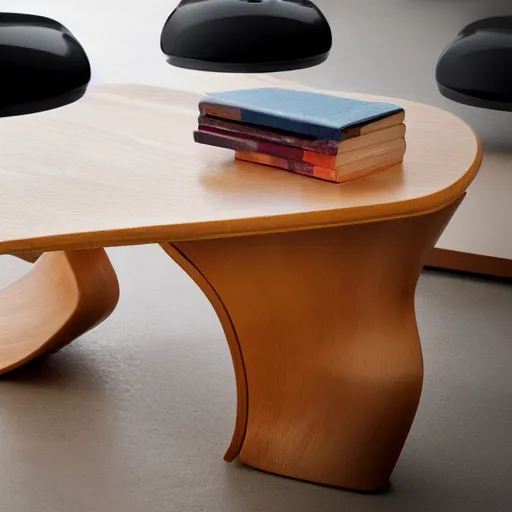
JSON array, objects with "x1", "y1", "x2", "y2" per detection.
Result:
[
  {"x1": 162, "y1": 198, "x2": 461, "y2": 491},
  {"x1": 0, "y1": 249, "x2": 119, "y2": 375}
]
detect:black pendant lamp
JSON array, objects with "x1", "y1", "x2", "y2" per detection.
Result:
[
  {"x1": 436, "y1": 17, "x2": 512, "y2": 111},
  {"x1": 160, "y1": 0, "x2": 332, "y2": 73},
  {"x1": 0, "y1": 13, "x2": 91, "y2": 118}
]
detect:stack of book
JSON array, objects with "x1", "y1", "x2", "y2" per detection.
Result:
[{"x1": 194, "y1": 88, "x2": 406, "y2": 183}]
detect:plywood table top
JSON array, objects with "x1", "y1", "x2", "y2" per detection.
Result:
[{"x1": 0, "y1": 79, "x2": 481, "y2": 254}]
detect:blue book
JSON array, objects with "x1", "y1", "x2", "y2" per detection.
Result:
[{"x1": 199, "y1": 88, "x2": 404, "y2": 142}]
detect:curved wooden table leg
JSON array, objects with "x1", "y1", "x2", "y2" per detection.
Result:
[
  {"x1": 161, "y1": 197, "x2": 462, "y2": 491},
  {"x1": 0, "y1": 249, "x2": 119, "y2": 375}
]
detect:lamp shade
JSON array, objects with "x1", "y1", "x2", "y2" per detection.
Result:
[
  {"x1": 0, "y1": 13, "x2": 91, "y2": 117},
  {"x1": 436, "y1": 17, "x2": 512, "y2": 111},
  {"x1": 160, "y1": 0, "x2": 332, "y2": 73}
]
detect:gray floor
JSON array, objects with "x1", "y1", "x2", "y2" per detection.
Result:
[
  {"x1": 1, "y1": 0, "x2": 512, "y2": 510},
  {"x1": 0, "y1": 247, "x2": 511, "y2": 512}
]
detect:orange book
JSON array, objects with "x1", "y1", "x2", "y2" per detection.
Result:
[{"x1": 235, "y1": 144, "x2": 405, "y2": 183}]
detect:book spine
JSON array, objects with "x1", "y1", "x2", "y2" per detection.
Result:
[
  {"x1": 235, "y1": 151, "x2": 339, "y2": 183},
  {"x1": 195, "y1": 129, "x2": 308, "y2": 162},
  {"x1": 199, "y1": 104, "x2": 242, "y2": 121},
  {"x1": 198, "y1": 116, "x2": 340, "y2": 155},
  {"x1": 302, "y1": 151, "x2": 337, "y2": 169},
  {"x1": 199, "y1": 101, "x2": 342, "y2": 141},
  {"x1": 196, "y1": 126, "x2": 338, "y2": 169}
]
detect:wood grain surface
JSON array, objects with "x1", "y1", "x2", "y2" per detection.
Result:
[
  {"x1": 161, "y1": 242, "x2": 248, "y2": 463},
  {"x1": 0, "y1": 83, "x2": 481, "y2": 254},
  {"x1": 163, "y1": 197, "x2": 462, "y2": 491},
  {"x1": 0, "y1": 249, "x2": 119, "y2": 375},
  {"x1": 426, "y1": 248, "x2": 512, "y2": 279}
]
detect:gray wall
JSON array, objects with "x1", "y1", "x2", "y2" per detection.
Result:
[{"x1": 279, "y1": 0, "x2": 512, "y2": 149}]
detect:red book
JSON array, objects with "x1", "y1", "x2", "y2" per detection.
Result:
[
  {"x1": 198, "y1": 115, "x2": 340, "y2": 155},
  {"x1": 194, "y1": 128, "x2": 306, "y2": 162}
]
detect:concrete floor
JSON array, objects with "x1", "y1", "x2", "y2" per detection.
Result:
[
  {"x1": 0, "y1": 247, "x2": 511, "y2": 512},
  {"x1": 1, "y1": 1, "x2": 512, "y2": 510}
]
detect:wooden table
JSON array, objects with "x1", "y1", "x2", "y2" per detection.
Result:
[{"x1": 0, "y1": 83, "x2": 481, "y2": 491}]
